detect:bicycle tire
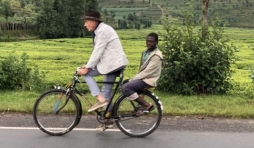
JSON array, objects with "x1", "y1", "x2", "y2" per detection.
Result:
[
  {"x1": 114, "y1": 90, "x2": 162, "y2": 137},
  {"x1": 33, "y1": 89, "x2": 82, "y2": 136}
]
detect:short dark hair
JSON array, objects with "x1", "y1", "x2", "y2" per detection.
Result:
[{"x1": 147, "y1": 32, "x2": 158, "y2": 41}]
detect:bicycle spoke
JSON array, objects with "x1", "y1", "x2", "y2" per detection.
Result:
[{"x1": 114, "y1": 91, "x2": 162, "y2": 137}]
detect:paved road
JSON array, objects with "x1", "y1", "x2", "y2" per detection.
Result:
[
  {"x1": 1, "y1": 112, "x2": 254, "y2": 132},
  {"x1": 1, "y1": 113, "x2": 254, "y2": 148},
  {"x1": 1, "y1": 128, "x2": 254, "y2": 148}
]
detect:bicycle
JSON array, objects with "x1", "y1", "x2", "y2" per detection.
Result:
[{"x1": 33, "y1": 67, "x2": 163, "y2": 137}]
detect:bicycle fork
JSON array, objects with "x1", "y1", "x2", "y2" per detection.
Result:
[{"x1": 53, "y1": 90, "x2": 71, "y2": 114}]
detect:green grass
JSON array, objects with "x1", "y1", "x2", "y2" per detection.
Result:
[
  {"x1": 1, "y1": 25, "x2": 254, "y2": 117},
  {"x1": 0, "y1": 91, "x2": 38, "y2": 113},
  {"x1": 2, "y1": 90, "x2": 254, "y2": 118},
  {"x1": 158, "y1": 91, "x2": 254, "y2": 118}
]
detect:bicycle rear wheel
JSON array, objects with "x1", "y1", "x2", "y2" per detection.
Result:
[
  {"x1": 33, "y1": 89, "x2": 81, "y2": 136},
  {"x1": 114, "y1": 90, "x2": 162, "y2": 137}
]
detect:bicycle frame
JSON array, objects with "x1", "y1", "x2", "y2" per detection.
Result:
[{"x1": 61, "y1": 67, "x2": 125, "y2": 120}]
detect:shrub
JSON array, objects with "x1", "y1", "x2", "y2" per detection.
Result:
[
  {"x1": 229, "y1": 81, "x2": 254, "y2": 99},
  {"x1": 157, "y1": 5, "x2": 235, "y2": 95},
  {"x1": 0, "y1": 52, "x2": 46, "y2": 92}
]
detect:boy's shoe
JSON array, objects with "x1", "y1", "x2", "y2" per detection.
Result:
[
  {"x1": 88, "y1": 100, "x2": 108, "y2": 112},
  {"x1": 136, "y1": 103, "x2": 154, "y2": 116},
  {"x1": 96, "y1": 119, "x2": 114, "y2": 131}
]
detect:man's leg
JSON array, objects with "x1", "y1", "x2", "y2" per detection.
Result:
[
  {"x1": 101, "y1": 73, "x2": 117, "y2": 112},
  {"x1": 101, "y1": 66, "x2": 125, "y2": 112},
  {"x1": 83, "y1": 68, "x2": 101, "y2": 97},
  {"x1": 83, "y1": 68, "x2": 108, "y2": 112},
  {"x1": 95, "y1": 74, "x2": 116, "y2": 130},
  {"x1": 96, "y1": 67, "x2": 125, "y2": 130}
]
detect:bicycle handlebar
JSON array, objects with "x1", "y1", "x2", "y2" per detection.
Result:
[
  {"x1": 74, "y1": 67, "x2": 81, "y2": 75},
  {"x1": 71, "y1": 67, "x2": 81, "y2": 83}
]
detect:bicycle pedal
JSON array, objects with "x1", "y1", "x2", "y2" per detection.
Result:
[{"x1": 96, "y1": 125, "x2": 108, "y2": 131}]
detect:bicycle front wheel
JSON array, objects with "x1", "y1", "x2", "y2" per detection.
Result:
[
  {"x1": 33, "y1": 89, "x2": 81, "y2": 136},
  {"x1": 114, "y1": 90, "x2": 162, "y2": 137}
]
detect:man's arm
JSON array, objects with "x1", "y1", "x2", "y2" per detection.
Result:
[{"x1": 86, "y1": 31, "x2": 108, "y2": 69}]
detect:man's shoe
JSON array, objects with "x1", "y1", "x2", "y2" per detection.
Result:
[
  {"x1": 96, "y1": 119, "x2": 114, "y2": 131},
  {"x1": 88, "y1": 100, "x2": 108, "y2": 112}
]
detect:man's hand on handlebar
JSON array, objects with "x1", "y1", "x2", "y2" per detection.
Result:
[{"x1": 77, "y1": 65, "x2": 88, "y2": 75}]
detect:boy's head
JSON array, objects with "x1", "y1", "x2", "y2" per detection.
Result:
[{"x1": 146, "y1": 33, "x2": 158, "y2": 51}]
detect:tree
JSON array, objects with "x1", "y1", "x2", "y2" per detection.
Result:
[
  {"x1": 103, "y1": 9, "x2": 109, "y2": 21},
  {"x1": 85, "y1": 0, "x2": 98, "y2": 10},
  {"x1": 0, "y1": 0, "x2": 12, "y2": 41},
  {"x1": 109, "y1": 10, "x2": 115, "y2": 21},
  {"x1": 118, "y1": 19, "x2": 127, "y2": 29},
  {"x1": 202, "y1": 0, "x2": 210, "y2": 26},
  {"x1": 66, "y1": 0, "x2": 87, "y2": 37},
  {"x1": 36, "y1": 0, "x2": 93, "y2": 39},
  {"x1": 1, "y1": 0, "x2": 13, "y2": 21},
  {"x1": 36, "y1": 0, "x2": 59, "y2": 38},
  {"x1": 52, "y1": 0, "x2": 69, "y2": 37}
]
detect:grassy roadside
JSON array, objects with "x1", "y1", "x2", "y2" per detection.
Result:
[{"x1": 1, "y1": 90, "x2": 254, "y2": 118}]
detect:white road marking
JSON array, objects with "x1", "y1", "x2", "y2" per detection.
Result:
[{"x1": 0, "y1": 127, "x2": 121, "y2": 131}]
